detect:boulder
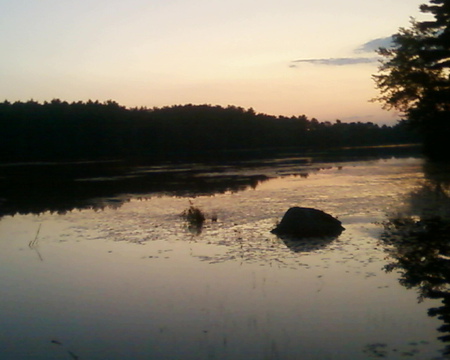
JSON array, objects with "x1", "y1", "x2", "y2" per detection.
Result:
[{"x1": 271, "y1": 207, "x2": 345, "y2": 239}]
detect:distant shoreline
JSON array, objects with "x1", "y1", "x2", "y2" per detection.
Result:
[{"x1": 0, "y1": 100, "x2": 420, "y2": 163}]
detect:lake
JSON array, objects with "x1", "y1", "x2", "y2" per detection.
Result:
[{"x1": 1, "y1": 149, "x2": 450, "y2": 360}]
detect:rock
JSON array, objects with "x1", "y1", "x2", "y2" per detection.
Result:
[{"x1": 271, "y1": 207, "x2": 345, "y2": 239}]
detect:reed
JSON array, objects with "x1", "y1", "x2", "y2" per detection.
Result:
[{"x1": 29, "y1": 224, "x2": 43, "y2": 262}]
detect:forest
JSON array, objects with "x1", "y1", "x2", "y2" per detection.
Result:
[{"x1": 0, "y1": 99, "x2": 418, "y2": 162}]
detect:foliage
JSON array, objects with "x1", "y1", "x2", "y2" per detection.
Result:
[
  {"x1": 181, "y1": 202, "x2": 206, "y2": 234},
  {"x1": 181, "y1": 204, "x2": 206, "y2": 224},
  {"x1": 372, "y1": 0, "x2": 450, "y2": 160},
  {"x1": 0, "y1": 100, "x2": 417, "y2": 162}
]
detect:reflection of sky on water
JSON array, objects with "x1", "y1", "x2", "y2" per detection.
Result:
[{"x1": 0, "y1": 157, "x2": 446, "y2": 359}]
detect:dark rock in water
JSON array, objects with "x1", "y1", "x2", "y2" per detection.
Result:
[{"x1": 271, "y1": 207, "x2": 345, "y2": 239}]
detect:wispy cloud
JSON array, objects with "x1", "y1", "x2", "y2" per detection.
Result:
[
  {"x1": 356, "y1": 36, "x2": 394, "y2": 53},
  {"x1": 290, "y1": 57, "x2": 378, "y2": 67},
  {"x1": 290, "y1": 36, "x2": 394, "y2": 68}
]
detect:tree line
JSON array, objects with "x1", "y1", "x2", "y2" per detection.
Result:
[{"x1": 0, "y1": 99, "x2": 418, "y2": 162}]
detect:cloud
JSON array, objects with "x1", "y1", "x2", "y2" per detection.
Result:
[
  {"x1": 356, "y1": 36, "x2": 394, "y2": 53},
  {"x1": 289, "y1": 36, "x2": 393, "y2": 68},
  {"x1": 291, "y1": 57, "x2": 379, "y2": 66}
]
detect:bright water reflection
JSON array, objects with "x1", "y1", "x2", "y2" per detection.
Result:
[{"x1": 0, "y1": 157, "x2": 448, "y2": 359}]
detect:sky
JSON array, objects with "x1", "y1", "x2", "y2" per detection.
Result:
[{"x1": 0, "y1": 0, "x2": 427, "y2": 124}]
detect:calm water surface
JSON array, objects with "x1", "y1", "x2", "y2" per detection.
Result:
[{"x1": 1, "y1": 156, "x2": 449, "y2": 359}]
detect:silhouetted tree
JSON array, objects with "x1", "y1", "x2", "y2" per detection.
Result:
[{"x1": 372, "y1": 0, "x2": 450, "y2": 160}]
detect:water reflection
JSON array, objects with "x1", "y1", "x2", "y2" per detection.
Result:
[
  {"x1": 0, "y1": 147, "x2": 420, "y2": 218},
  {"x1": 3, "y1": 153, "x2": 447, "y2": 360},
  {"x1": 0, "y1": 161, "x2": 270, "y2": 217},
  {"x1": 279, "y1": 236, "x2": 336, "y2": 253},
  {"x1": 380, "y1": 161, "x2": 450, "y2": 357}
]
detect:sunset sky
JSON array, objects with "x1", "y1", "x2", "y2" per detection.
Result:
[{"x1": 0, "y1": 0, "x2": 426, "y2": 124}]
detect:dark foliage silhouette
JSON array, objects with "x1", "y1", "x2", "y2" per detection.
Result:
[
  {"x1": 0, "y1": 100, "x2": 417, "y2": 162},
  {"x1": 373, "y1": 0, "x2": 450, "y2": 160}
]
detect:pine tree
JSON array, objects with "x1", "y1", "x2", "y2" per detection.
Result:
[{"x1": 373, "y1": 0, "x2": 450, "y2": 160}]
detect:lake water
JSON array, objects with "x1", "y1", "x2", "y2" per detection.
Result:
[{"x1": 1, "y1": 152, "x2": 450, "y2": 360}]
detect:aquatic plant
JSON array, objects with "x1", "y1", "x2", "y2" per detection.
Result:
[
  {"x1": 181, "y1": 202, "x2": 206, "y2": 234},
  {"x1": 29, "y1": 224, "x2": 43, "y2": 262}
]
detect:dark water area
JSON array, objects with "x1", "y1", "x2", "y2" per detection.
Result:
[
  {"x1": 1, "y1": 144, "x2": 450, "y2": 360},
  {"x1": 0, "y1": 144, "x2": 421, "y2": 217}
]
